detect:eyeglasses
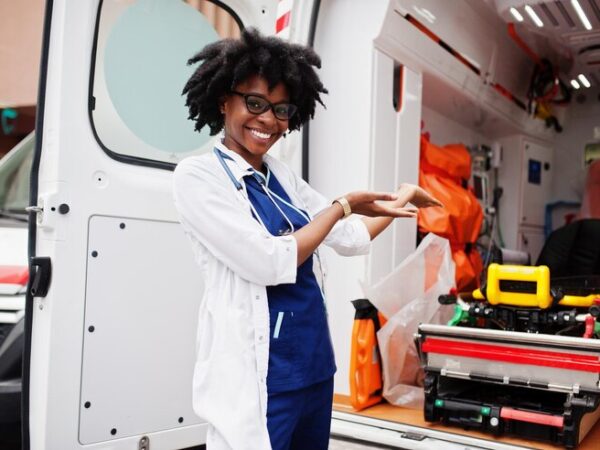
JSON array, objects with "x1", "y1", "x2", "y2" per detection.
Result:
[{"x1": 230, "y1": 91, "x2": 297, "y2": 121}]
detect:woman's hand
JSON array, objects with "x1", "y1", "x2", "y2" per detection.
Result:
[
  {"x1": 345, "y1": 191, "x2": 418, "y2": 218},
  {"x1": 396, "y1": 183, "x2": 443, "y2": 208}
]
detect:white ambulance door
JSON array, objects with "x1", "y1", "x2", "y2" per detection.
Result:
[{"x1": 24, "y1": 1, "x2": 272, "y2": 449}]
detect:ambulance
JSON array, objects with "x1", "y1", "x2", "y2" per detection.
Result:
[{"x1": 19, "y1": 0, "x2": 600, "y2": 449}]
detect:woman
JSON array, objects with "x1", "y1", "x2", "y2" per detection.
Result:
[{"x1": 173, "y1": 28, "x2": 441, "y2": 450}]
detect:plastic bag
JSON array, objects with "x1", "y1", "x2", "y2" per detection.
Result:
[{"x1": 364, "y1": 233, "x2": 455, "y2": 408}]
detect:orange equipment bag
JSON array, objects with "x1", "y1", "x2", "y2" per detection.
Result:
[
  {"x1": 349, "y1": 299, "x2": 386, "y2": 411},
  {"x1": 418, "y1": 136, "x2": 484, "y2": 292}
]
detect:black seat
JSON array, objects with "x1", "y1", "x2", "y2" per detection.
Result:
[{"x1": 536, "y1": 219, "x2": 600, "y2": 278}]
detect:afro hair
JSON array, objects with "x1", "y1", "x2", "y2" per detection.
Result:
[{"x1": 182, "y1": 27, "x2": 328, "y2": 135}]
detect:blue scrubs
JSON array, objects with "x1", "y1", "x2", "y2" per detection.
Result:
[{"x1": 244, "y1": 167, "x2": 335, "y2": 450}]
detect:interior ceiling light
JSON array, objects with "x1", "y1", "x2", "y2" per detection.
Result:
[
  {"x1": 571, "y1": 0, "x2": 593, "y2": 30},
  {"x1": 510, "y1": 7, "x2": 524, "y2": 22},
  {"x1": 525, "y1": 5, "x2": 544, "y2": 27},
  {"x1": 571, "y1": 79, "x2": 581, "y2": 89},
  {"x1": 413, "y1": 6, "x2": 436, "y2": 24},
  {"x1": 578, "y1": 73, "x2": 592, "y2": 87}
]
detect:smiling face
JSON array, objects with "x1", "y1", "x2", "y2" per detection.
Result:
[{"x1": 221, "y1": 75, "x2": 290, "y2": 170}]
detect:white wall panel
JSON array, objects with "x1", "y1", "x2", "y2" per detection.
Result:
[
  {"x1": 421, "y1": 106, "x2": 490, "y2": 148},
  {"x1": 310, "y1": 0, "x2": 389, "y2": 396},
  {"x1": 367, "y1": 54, "x2": 422, "y2": 284}
]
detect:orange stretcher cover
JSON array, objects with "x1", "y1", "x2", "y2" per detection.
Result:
[{"x1": 418, "y1": 136, "x2": 483, "y2": 291}]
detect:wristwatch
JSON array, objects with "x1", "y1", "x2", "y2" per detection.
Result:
[{"x1": 333, "y1": 197, "x2": 352, "y2": 219}]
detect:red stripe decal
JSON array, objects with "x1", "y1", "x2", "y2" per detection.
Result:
[
  {"x1": 405, "y1": 15, "x2": 530, "y2": 112},
  {"x1": 276, "y1": 11, "x2": 291, "y2": 33},
  {"x1": 492, "y1": 83, "x2": 527, "y2": 110},
  {"x1": 422, "y1": 337, "x2": 600, "y2": 373},
  {"x1": 406, "y1": 15, "x2": 481, "y2": 76},
  {"x1": 0, "y1": 265, "x2": 29, "y2": 286},
  {"x1": 500, "y1": 407, "x2": 564, "y2": 428}
]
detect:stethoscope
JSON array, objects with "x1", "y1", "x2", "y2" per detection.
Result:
[
  {"x1": 214, "y1": 147, "x2": 327, "y2": 297},
  {"x1": 214, "y1": 147, "x2": 311, "y2": 235}
]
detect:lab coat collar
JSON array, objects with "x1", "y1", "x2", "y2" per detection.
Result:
[{"x1": 214, "y1": 139, "x2": 256, "y2": 183}]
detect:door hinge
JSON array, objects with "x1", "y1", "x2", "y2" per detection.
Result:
[{"x1": 30, "y1": 257, "x2": 52, "y2": 297}]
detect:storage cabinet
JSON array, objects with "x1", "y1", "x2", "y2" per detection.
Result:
[{"x1": 498, "y1": 135, "x2": 553, "y2": 262}]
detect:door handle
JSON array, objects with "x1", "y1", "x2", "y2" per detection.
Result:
[{"x1": 29, "y1": 257, "x2": 52, "y2": 297}]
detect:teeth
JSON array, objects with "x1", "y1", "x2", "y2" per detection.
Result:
[{"x1": 250, "y1": 129, "x2": 272, "y2": 139}]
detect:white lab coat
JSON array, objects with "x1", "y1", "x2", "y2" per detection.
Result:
[{"x1": 173, "y1": 141, "x2": 371, "y2": 449}]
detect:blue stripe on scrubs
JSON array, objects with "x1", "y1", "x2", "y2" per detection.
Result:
[{"x1": 243, "y1": 168, "x2": 336, "y2": 393}]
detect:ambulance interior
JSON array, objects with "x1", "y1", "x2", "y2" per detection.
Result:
[
  {"x1": 13, "y1": 1, "x2": 600, "y2": 449},
  {"x1": 305, "y1": 0, "x2": 600, "y2": 448}
]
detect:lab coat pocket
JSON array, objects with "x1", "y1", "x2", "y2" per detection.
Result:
[{"x1": 269, "y1": 310, "x2": 296, "y2": 377}]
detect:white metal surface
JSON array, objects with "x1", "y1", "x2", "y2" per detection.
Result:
[
  {"x1": 331, "y1": 411, "x2": 538, "y2": 450},
  {"x1": 394, "y1": 0, "x2": 495, "y2": 78},
  {"x1": 379, "y1": 0, "x2": 555, "y2": 141},
  {"x1": 79, "y1": 216, "x2": 203, "y2": 443},
  {"x1": 368, "y1": 51, "x2": 421, "y2": 285},
  {"x1": 498, "y1": 135, "x2": 553, "y2": 254},
  {"x1": 419, "y1": 323, "x2": 600, "y2": 348},
  {"x1": 520, "y1": 140, "x2": 554, "y2": 227},
  {"x1": 420, "y1": 324, "x2": 600, "y2": 391},
  {"x1": 427, "y1": 352, "x2": 599, "y2": 392},
  {"x1": 309, "y1": 0, "x2": 390, "y2": 397}
]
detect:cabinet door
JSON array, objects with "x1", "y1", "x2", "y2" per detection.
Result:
[{"x1": 520, "y1": 141, "x2": 553, "y2": 227}]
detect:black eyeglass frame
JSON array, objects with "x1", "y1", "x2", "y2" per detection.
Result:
[{"x1": 230, "y1": 90, "x2": 298, "y2": 121}]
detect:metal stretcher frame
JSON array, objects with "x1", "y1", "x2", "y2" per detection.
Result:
[
  {"x1": 418, "y1": 324, "x2": 600, "y2": 392},
  {"x1": 416, "y1": 324, "x2": 600, "y2": 448}
]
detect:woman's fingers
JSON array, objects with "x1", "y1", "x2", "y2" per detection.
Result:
[
  {"x1": 406, "y1": 186, "x2": 444, "y2": 208},
  {"x1": 359, "y1": 191, "x2": 398, "y2": 202},
  {"x1": 427, "y1": 196, "x2": 444, "y2": 208},
  {"x1": 346, "y1": 191, "x2": 397, "y2": 211},
  {"x1": 345, "y1": 189, "x2": 442, "y2": 216},
  {"x1": 369, "y1": 204, "x2": 418, "y2": 218},
  {"x1": 394, "y1": 208, "x2": 418, "y2": 218}
]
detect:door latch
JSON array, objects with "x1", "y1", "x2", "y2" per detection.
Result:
[
  {"x1": 30, "y1": 257, "x2": 52, "y2": 297},
  {"x1": 138, "y1": 436, "x2": 150, "y2": 450},
  {"x1": 25, "y1": 205, "x2": 43, "y2": 214}
]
